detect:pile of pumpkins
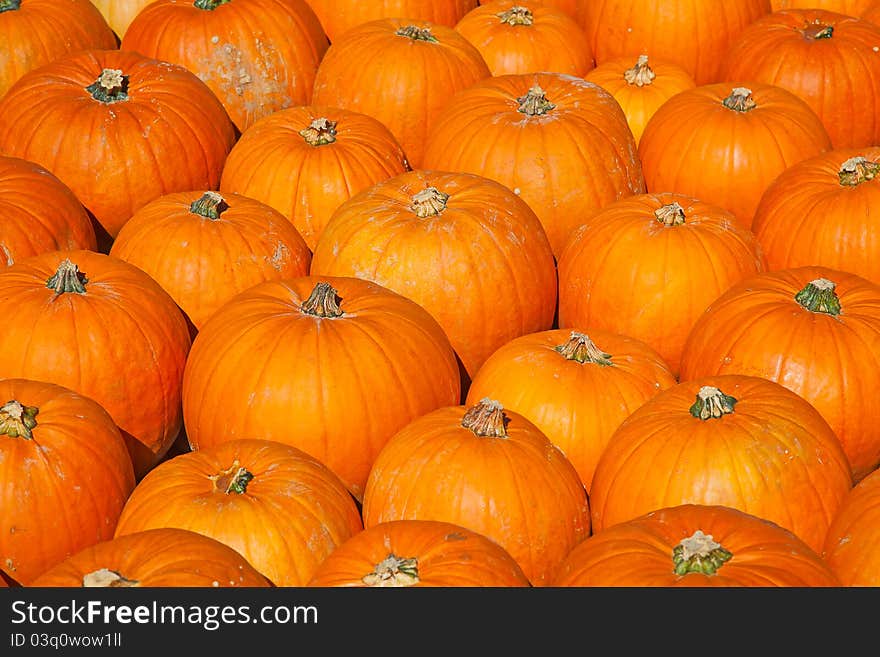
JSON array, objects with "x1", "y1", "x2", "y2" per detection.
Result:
[{"x1": 2, "y1": 0, "x2": 880, "y2": 588}]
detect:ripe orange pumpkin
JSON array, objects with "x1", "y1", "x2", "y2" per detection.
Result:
[
  {"x1": 109, "y1": 190, "x2": 312, "y2": 334},
  {"x1": 113, "y1": 438, "x2": 363, "y2": 587},
  {"x1": 421, "y1": 71, "x2": 645, "y2": 257},
  {"x1": 219, "y1": 106, "x2": 409, "y2": 250},
  {"x1": 309, "y1": 169, "x2": 558, "y2": 384},
  {"x1": 29, "y1": 528, "x2": 271, "y2": 587},
  {"x1": 552, "y1": 504, "x2": 842, "y2": 587},
  {"x1": 638, "y1": 83, "x2": 833, "y2": 229},
  {"x1": 89, "y1": 0, "x2": 153, "y2": 37},
  {"x1": 308, "y1": 519, "x2": 531, "y2": 587},
  {"x1": 0, "y1": 155, "x2": 96, "y2": 265},
  {"x1": 822, "y1": 467, "x2": 880, "y2": 586},
  {"x1": 120, "y1": 0, "x2": 329, "y2": 134},
  {"x1": 752, "y1": 148, "x2": 880, "y2": 285},
  {"x1": 864, "y1": 1, "x2": 880, "y2": 23},
  {"x1": 181, "y1": 276, "x2": 461, "y2": 500},
  {"x1": 311, "y1": 18, "x2": 490, "y2": 169},
  {"x1": 772, "y1": 0, "x2": 875, "y2": 16},
  {"x1": 362, "y1": 398, "x2": 591, "y2": 586},
  {"x1": 679, "y1": 268, "x2": 880, "y2": 483},
  {"x1": 0, "y1": 378, "x2": 135, "y2": 586},
  {"x1": 0, "y1": 250, "x2": 192, "y2": 479}
]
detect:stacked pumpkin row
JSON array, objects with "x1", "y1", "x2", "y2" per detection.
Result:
[{"x1": 1, "y1": 0, "x2": 879, "y2": 588}]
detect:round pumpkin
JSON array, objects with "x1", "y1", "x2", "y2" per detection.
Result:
[
  {"x1": 0, "y1": 378, "x2": 135, "y2": 586},
  {"x1": 823, "y1": 467, "x2": 880, "y2": 586},
  {"x1": 89, "y1": 0, "x2": 153, "y2": 37},
  {"x1": 772, "y1": 0, "x2": 875, "y2": 15},
  {"x1": 113, "y1": 438, "x2": 363, "y2": 587},
  {"x1": 0, "y1": 155, "x2": 96, "y2": 266},
  {"x1": 309, "y1": 169, "x2": 558, "y2": 383},
  {"x1": 308, "y1": 519, "x2": 531, "y2": 587},
  {"x1": 29, "y1": 528, "x2": 271, "y2": 587},
  {"x1": 679, "y1": 267, "x2": 880, "y2": 483},
  {"x1": 0, "y1": 250, "x2": 192, "y2": 479},
  {"x1": 219, "y1": 105, "x2": 409, "y2": 250},
  {"x1": 552, "y1": 504, "x2": 841, "y2": 587}
]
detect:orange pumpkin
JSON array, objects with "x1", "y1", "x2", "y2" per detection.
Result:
[
  {"x1": 772, "y1": 0, "x2": 875, "y2": 16},
  {"x1": 679, "y1": 268, "x2": 880, "y2": 483},
  {"x1": 309, "y1": 169, "x2": 558, "y2": 384},
  {"x1": 552, "y1": 504, "x2": 842, "y2": 587},
  {"x1": 311, "y1": 18, "x2": 490, "y2": 169},
  {"x1": 362, "y1": 398, "x2": 591, "y2": 586},
  {"x1": 823, "y1": 467, "x2": 880, "y2": 586},
  {"x1": 109, "y1": 190, "x2": 312, "y2": 333},
  {"x1": 864, "y1": 1, "x2": 880, "y2": 24},
  {"x1": 29, "y1": 528, "x2": 271, "y2": 587},
  {"x1": 219, "y1": 106, "x2": 409, "y2": 250},
  {"x1": 89, "y1": 0, "x2": 153, "y2": 37},
  {"x1": 0, "y1": 378, "x2": 135, "y2": 586},
  {"x1": 638, "y1": 83, "x2": 832, "y2": 229},
  {"x1": 308, "y1": 519, "x2": 531, "y2": 587},
  {"x1": 113, "y1": 438, "x2": 363, "y2": 587},
  {"x1": 421, "y1": 71, "x2": 645, "y2": 258},
  {"x1": 0, "y1": 250, "x2": 192, "y2": 479}
]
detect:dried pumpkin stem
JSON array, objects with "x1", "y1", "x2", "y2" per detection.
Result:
[
  {"x1": 689, "y1": 386, "x2": 737, "y2": 420},
  {"x1": 83, "y1": 568, "x2": 141, "y2": 587},
  {"x1": 655, "y1": 202, "x2": 686, "y2": 226},
  {"x1": 361, "y1": 554, "x2": 420, "y2": 587},
  {"x1": 804, "y1": 23, "x2": 834, "y2": 40},
  {"x1": 46, "y1": 259, "x2": 88, "y2": 295},
  {"x1": 497, "y1": 6, "x2": 533, "y2": 25},
  {"x1": 396, "y1": 25, "x2": 438, "y2": 42},
  {"x1": 193, "y1": 0, "x2": 231, "y2": 9},
  {"x1": 517, "y1": 86, "x2": 555, "y2": 116},
  {"x1": 301, "y1": 282, "x2": 344, "y2": 318},
  {"x1": 190, "y1": 191, "x2": 229, "y2": 219},
  {"x1": 555, "y1": 332, "x2": 613, "y2": 366},
  {"x1": 461, "y1": 398, "x2": 509, "y2": 438},
  {"x1": 86, "y1": 68, "x2": 129, "y2": 103},
  {"x1": 722, "y1": 87, "x2": 756, "y2": 112},
  {"x1": 623, "y1": 55, "x2": 655, "y2": 87},
  {"x1": 0, "y1": 400, "x2": 38, "y2": 440},
  {"x1": 794, "y1": 278, "x2": 841, "y2": 315},
  {"x1": 411, "y1": 187, "x2": 449, "y2": 217},
  {"x1": 299, "y1": 118, "x2": 338, "y2": 146},
  {"x1": 0, "y1": 0, "x2": 21, "y2": 12},
  {"x1": 211, "y1": 460, "x2": 254, "y2": 494},
  {"x1": 672, "y1": 530, "x2": 733, "y2": 576},
  {"x1": 838, "y1": 156, "x2": 879, "y2": 186}
]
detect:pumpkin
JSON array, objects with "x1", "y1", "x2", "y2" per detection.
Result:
[
  {"x1": 109, "y1": 190, "x2": 312, "y2": 334},
  {"x1": 552, "y1": 504, "x2": 841, "y2": 587},
  {"x1": 822, "y1": 467, "x2": 880, "y2": 586},
  {"x1": 453, "y1": 1, "x2": 594, "y2": 77},
  {"x1": 590, "y1": 375, "x2": 853, "y2": 553},
  {"x1": 718, "y1": 10, "x2": 880, "y2": 149},
  {"x1": 679, "y1": 268, "x2": 880, "y2": 483},
  {"x1": 465, "y1": 328, "x2": 677, "y2": 492},
  {"x1": 309, "y1": 169, "x2": 558, "y2": 384},
  {"x1": 308, "y1": 519, "x2": 531, "y2": 587},
  {"x1": 181, "y1": 276, "x2": 461, "y2": 501},
  {"x1": 583, "y1": 54, "x2": 697, "y2": 146},
  {"x1": 638, "y1": 83, "x2": 832, "y2": 229},
  {"x1": 29, "y1": 528, "x2": 271, "y2": 587},
  {"x1": 752, "y1": 149, "x2": 880, "y2": 285},
  {"x1": 0, "y1": 155, "x2": 96, "y2": 265},
  {"x1": 113, "y1": 438, "x2": 363, "y2": 587},
  {"x1": 89, "y1": 0, "x2": 153, "y2": 37},
  {"x1": 864, "y1": 1, "x2": 880, "y2": 24},
  {"x1": 219, "y1": 106, "x2": 409, "y2": 250},
  {"x1": 361, "y1": 398, "x2": 591, "y2": 586},
  {"x1": 557, "y1": 193, "x2": 767, "y2": 376},
  {"x1": 120, "y1": 0, "x2": 329, "y2": 134},
  {"x1": 0, "y1": 49, "x2": 236, "y2": 250},
  {"x1": 0, "y1": 378, "x2": 135, "y2": 585},
  {"x1": 421, "y1": 71, "x2": 645, "y2": 258},
  {"x1": 311, "y1": 18, "x2": 491, "y2": 169},
  {"x1": 772, "y1": 0, "x2": 875, "y2": 15},
  {"x1": 0, "y1": 250, "x2": 192, "y2": 479},
  {"x1": 0, "y1": 0, "x2": 117, "y2": 99},
  {"x1": 579, "y1": 0, "x2": 772, "y2": 85}
]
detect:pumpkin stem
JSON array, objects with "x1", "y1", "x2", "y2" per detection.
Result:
[
  {"x1": 193, "y1": 0, "x2": 231, "y2": 9},
  {"x1": 655, "y1": 202, "x2": 686, "y2": 226},
  {"x1": 497, "y1": 6, "x2": 533, "y2": 25},
  {"x1": 517, "y1": 86, "x2": 555, "y2": 116},
  {"x1": 0, "y1": 0, "x2": 21, "y2": 12},
  {"x1": 396, "y1": 25, "x2": 438, "y2": 42},
  {"x1": 86, "y1": 68, "x2": 129, "y2": 104},
  {"x1": 689, "y1": 386, "x2": 737, "y2": 420},
  {"x1": 461, "y1": 398, "x2": 509, "y2": 438},
  {"x1": 361, "y1": 554, "x2": 420, "y2": 587},
  {"x1": 0, "y1": 400, "x2": 38, "y2": 440},
  {"x1": 794, "y1": 278, "x2": 841, "y2": 316},
  {"x1": 299, "y1": 117, "x2": 338, "y2": 146},
  {"x1": 672, "y1": 530, "x2": 733, "y2": 576},
  {"x1": 555, "y1": 331, "x2": 613, "y2": 366},
  {"x1": 301, "y1": 282, "x2": 344, "y2": 318},
  {"x1": 722, "y1": 87, "x2": 756, "y2": 113},
  {"x1": 82, "y1": 568, "x2": 141, "y2": 587},
  {"x1": 803, "y1": 22, "x2": 834, "y2": 40},
  {"x1": 189, "y1": 191, "x2": 229, "y2": 220},
  {"x1": 211, "y1": 460, "x2": 254, "y2": 494},
  {"x1": 46, "y1": 259, "x2": 88, "y2": 295},
  {"x1": 838, "y1": 156, "x2": 879, "y2": 186},
  {"x1": 410, "y1": 187, "x2": 449, "y2": 217},
  {"x1": 623, "y1": 54, "x2": 655, "y2": 87}
]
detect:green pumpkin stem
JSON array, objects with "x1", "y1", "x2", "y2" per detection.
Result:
[
  {"x1": 497, "y1": 6, "x2": 533, "y2": 25},
  {"x1": 82, "y1": 568, "x2": 141, "y2": 587},
  {"x1": 86, "y1": 68, "x2": 129, "y2": 103},
  {"x1": 722, "y1": 87, "x2": 756, "y2": 112},
  {"x1": 689, "y1": 386, "x2": 737, "y2": 420},
  {"x1": 795, "y1": 278, "x2": 841, "y2": 316},
  {"x1": 212, "y1": 461, "x2": 254, "y2": 495},
  {"x1": 396, "y1": 25, "x2": 438, "y2": 42},
  {"x1": 190, "y1": 191, "x2": 229, "y2": 219},
  {"x1": 804, "y1": 23, "x2": 834, "y2": 40},
  {"x1": 838, "y1": 156, "x2": 879, "y2": 186},
  {"x1": 623, "y1": 55, "x2": 655, "y2": 87},
  {"x1": 193, "y1": 0, "x2": 231, "y2": 9},
  {"x1": 517, "y1": 86, "x2": 555, "y2": 116},
  {"x1": 0, "y1": 0, "x2": 21, "y2": 12},
  {"x1": 46, "y1": 259, "x2": 88, "y2": 295},
  {"x1": 299, "y1": 117, "x2": 338, "y2": 146},
  {"x1": 555, "y1": 332, "x2": 613, "y2": 366},
  {"x1": 361, "y1": 554, "x2": 420, "y2": 587},
  {"x1": 411, "y1": 187, "x2": 449, "y2": 217},
  {"x1": 672, "y1": 530, "x2": 733, "y2": 576},
  {"x1": 461, "y1": 398, "x2": 509, "y2": 438},
  {"x1": 655, "y1": 202, "x2": 686, "y2": 226},
  {"x1": 0, "y1": 400, "x2": 38, "y2": 440},
  {"x1": 301, "y1": 282, "x2": 344, "y2": 318}
]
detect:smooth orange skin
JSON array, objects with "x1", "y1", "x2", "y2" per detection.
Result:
[
  {"x1": 864, "y1": 1, "x2": 880, "y2": 24},
  {"x1": 120, "y1": 0, "x2": 329, "y2": 134},
  {"x1": 0, "y1": 378, "x2": 135, "y2": 586},
  {"x1": 0, "y1": 250, "x2": 192, "y2": 479},
  {"x1": 823, "y1": 467, "x2": 880, "y2": 586},
  {"x1": 679, "y1": 267, "x2": 880, "y2": 483},
  {"x1": 772, "y1": 0, "x2": 875, "y2": 18},
  {"x1": 308, "y1": 520, "x2": 531, "y2": 587},
  {"x1": 90, "y1": 0, "x2": 152, "y2": 37},
  {"x1": 589, "y1": 374, "x2": 854, "y2": 553},
  {"x1": 311, "y1": 18, "x2": 491, "y2": 169},
  {"x1": 219, "y1": 105, "x2": 409, "y2": 251},
  {"x1": 30, "y1": 528, "x2": 271, "y2": 587},
  {"x1": 552, "y1": 504, "x2": 842, "y2": 587},
  {"x1": 113, "y1": 439, "x2": 363, "y2": 587}
]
